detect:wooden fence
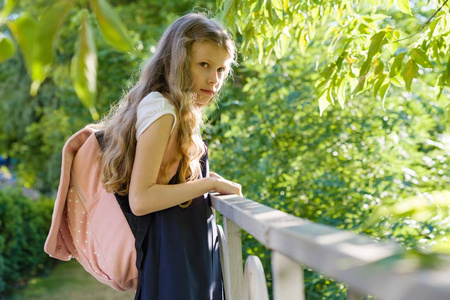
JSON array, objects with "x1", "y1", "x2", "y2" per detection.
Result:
[{"x1": 211, "y1": 193, "x2": 450, "y2": 300}]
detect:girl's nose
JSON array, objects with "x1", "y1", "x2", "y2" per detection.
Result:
[{"x1": 208, "y1": 71, "x2": 219, "y2": 84}]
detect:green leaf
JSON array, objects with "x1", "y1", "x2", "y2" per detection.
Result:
[
  {"x1": 336, "y1": 51, "x2": 347, "y2": 70},
  {"x1": 299, "y1": 28, "x2": 308, "y2": 54},
  {"x1": 359, "y1": 58, "x2": 372, "y2": 77},
  {"x1": 437, "y1": 57, "x2": 450, "y2": 99},
  {"x1": 367, "y1": 30, "x2": 387, "y2": 58},
  {"x1": 397, "y1": 0, "x2": 411, "y2": 15},
  {"x1": 327, "y1": 85, "x2": 335, "y2": 105},
  {"x1": 390, "y1": 74, "x2": 404, "y2": 87},
  {"x1": 346, "y1": 73, "x2": 358, "y2": 92},
  {"x1": 0, "y1": 0, "x2": 16, "y2": 23},
  {"x1": 257, "y1": 36, "x2": 264, "y2": 64},
  {"x1": 271, "y1": 0, "x2": 284, "y2": 20},
  {"x1": 71, "y1": 10, "x2": 99, "y2": 120},
  {"x1": 374, "y1": 59, "x2": 385, "y2": 76},
  {"x1": 379, "y1": 81, "x2": 390, "y2": 110},
  {"x1": 337, "y1": 77, "x2": 347, "y2": 109},
  {"x1": 402, "y1": 59, "x2": 418, "y2": 91},
  {"x1": 428, "y1": 14, "x2": 443, "y2": 40},
  {"x1": 218, "y1": 0, "x2": 234, "y2": 19},
  {"x1": 436, "y1": 72, "x2": 445, "y2": 100},
  {"x1": 320, "y1": 63, "x2": 336, "y2": 78},
  {"x1": 274, "y1": 28, "x2": 290, "y2": 58},
  {"x1": 411, "y1": 48, "x2": 433, "y2": 68},
  {"x1": 89, "y1": 0, "x2": 134, "y2": 52},
  {"x1": 446, "y1": 57, "x2": 450, "y2": 86},
  {"x1": 0, "y1": 32, "x2": 15, "y2": 63},
  {"x1": 6, "y1": 13, "x2": 40, "y2": 94},
  {"x1": 33, "y1": 0, "x2": 73, "y2": 91},
  {"x1": 373, "y1": 73, "x2": 387, "y2": 97},
  {"x1": 5, "y1": 2, "x2": 72, "y2": 95},
  {"x1": 353, "y1": 75, "x2": 366, "y2": 94},
  {"x1": 389, "y1": 52, "x2": 406, "y2": 78},
  {"x1": 318, "y1": 93, "x2": 330, "y2": 116}
]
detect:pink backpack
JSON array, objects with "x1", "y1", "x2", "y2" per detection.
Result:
[{"x1": 44, "y1": 127, "x2": 138, "y2": 291}]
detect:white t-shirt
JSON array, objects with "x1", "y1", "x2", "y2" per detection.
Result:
[{"x1": 135, "y1": 92, "x2": 177, "y2": 140}]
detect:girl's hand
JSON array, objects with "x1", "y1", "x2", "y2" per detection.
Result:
[{"x1": 210, "y1": 172, "x2": 243, "y2": 197}]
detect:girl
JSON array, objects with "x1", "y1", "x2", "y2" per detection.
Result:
[{"x1": 96, "y1": 13, "x2": 242, "y2": 300}]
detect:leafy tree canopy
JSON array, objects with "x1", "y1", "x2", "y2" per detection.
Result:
[{"x1": 216, "y1": 0, "x2": 450, "y2": 115}]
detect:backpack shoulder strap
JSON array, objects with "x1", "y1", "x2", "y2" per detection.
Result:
[{"x1": 95, "y1": 130, "x2": 106, "y2": 152}]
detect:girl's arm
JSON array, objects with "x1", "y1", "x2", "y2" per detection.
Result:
[{"x1": 129, "y1": 114, "x2": 241, "y2": 216}]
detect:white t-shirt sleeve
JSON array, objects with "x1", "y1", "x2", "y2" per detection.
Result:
[{"x1": 135, "y1": 92, "x2": 177, "y2": 140}]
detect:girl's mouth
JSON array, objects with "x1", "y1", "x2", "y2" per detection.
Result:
[{"x1": 201, "y1": 89, "x2": 214, "y2": 96}]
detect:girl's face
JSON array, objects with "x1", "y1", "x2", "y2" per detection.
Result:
[{"x1": 189, "y1": 41, "x2": 233, "y2": 107}]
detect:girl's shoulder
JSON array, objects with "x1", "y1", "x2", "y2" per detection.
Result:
[
  {"x1": 136, "y1": 91, "x2": 177, "y2": 140},
  {"x1": 139, "y1": 91, "x2": 174, "y2": 111}
]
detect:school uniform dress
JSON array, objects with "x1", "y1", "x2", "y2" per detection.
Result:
[{"x1": 115, "y1": 92, "x2": 224, "y2": 300}]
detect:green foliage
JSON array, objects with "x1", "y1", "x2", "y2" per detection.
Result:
[
  {"x1": 6, "y1": 1, "x2": 73, "y2": 96},
  {"x1": 216, "y1": 0, "x2": 450, "y2": 115},
  {"x1": 206, "y1": 30, "x2": 450, "y2": 297},
  {"x1": 0, "y1": 0, "x2": 135, "y2": 119},
  {"x1": 0, "y1": 32, "x2": 14, "y2": 63},
  {"x1": 0, "y1": 188, "x2": 55, "y2": 296},
  {"x1": 89, "y1": 0, "x2": 134, "y2": 52},
  {"x1": 71, "y1": 10, "x2": 99, "y2": 120}
]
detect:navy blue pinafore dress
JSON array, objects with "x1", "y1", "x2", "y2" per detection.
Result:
[{"x1": 115, "y1": 150, "x2": 224, "y2": 300}]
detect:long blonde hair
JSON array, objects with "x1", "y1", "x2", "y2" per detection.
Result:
[{"x1": 95, "y1": 13, "x2": 236, "y2": 196}]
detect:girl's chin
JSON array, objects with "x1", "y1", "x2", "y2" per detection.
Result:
[{"x1": 194, "y1": 95, "x2": 213, "y2": 107}]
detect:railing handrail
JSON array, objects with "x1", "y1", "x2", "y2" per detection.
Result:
[{"x1": 211, "y1": 193, "x2": 450, "y2": 300}]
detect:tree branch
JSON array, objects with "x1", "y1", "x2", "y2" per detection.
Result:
[{"x1": 391, "y1": 0, "x2": 449, "y2": 43}]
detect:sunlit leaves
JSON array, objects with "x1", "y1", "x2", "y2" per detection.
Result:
[
  {"x1": 209, "y1": 32, "x2": 450, "y2": 295},
  {"x1": 397, "y1": 0, "x2": 412, "y2": 15},
  {"x1": 436, "y1": 56, "x2": 450, "y2": 99},
  {"x1": 411, "y1": 48, "x2": 433, "y2": 69},
  {"x1": 369, "y1": 191, "x2": 450, "y2": 254},
  {"x1": 7, "y1": 13, "x2": 40, "y2": 94},
  {"x1": 89, "y1": 0, "x2": 134, "y2": 52},
  {"x1": 274, "y1": 27, "x2": 290, "y2": 58},
  {"x1": 0, "y1": 32, "x2": 15, "y2": 63},
  {"x1": 0, "y1": 0, "x2": 16, "y2": 23},
  {"x1": 71, "y1": 10, "x2": 99, "y2": 120},
  {"x1": 6, "y1": 1, "x2": 73, "y2": 95},
  {"x1": 298, "y1": 28, "x2": 308, "y2": 54},
  {"x1": 319, "y1": 94, "x2": 330, "y2": 116},
  {"x1": 34, "y1": 0, "x2": 73, "y2": 92},
  {"x1": 217, "y1": 0, "x2": 450, "y2": 114},
  {"x1": 368, "y1": 31, "x2": 387, "y2": 58},
  {"x1": 0, "y1": 0, "x2": 135, "y2": 117},
  {"x1": 389, "y1": 52, "x2": 406, "y2": 78},
  {"x1": 402, "y1": 59, "x2": 419, "y2": 91},
  {"x1": 379, "y1": 81, "x2": 390, "y2": 109},
  {"x1": 337, "y1": 77, "x2": 347, "y2": 108}
]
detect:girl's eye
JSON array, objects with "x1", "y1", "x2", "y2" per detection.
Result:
[
  {"x1": 217, "y1": 67, "x2": 225, "y2": 73},
  {"x1": 200, "y1": 62, "x2": 209, "y2": 68}
]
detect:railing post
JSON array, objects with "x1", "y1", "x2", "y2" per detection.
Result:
[
  {"x1": 243, "y1": 256, "x2": 269, "y2": 300},
  {"x1": 222, "y1": 217, "x2": 244, "y2": 300},
  {"x1": 272, "y1": 251, "x2": 305, "y2": 300}
]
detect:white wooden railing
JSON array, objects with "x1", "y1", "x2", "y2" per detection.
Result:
[{"x1": 211, "y1": 193, "x2": 450, "y2": 300}]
